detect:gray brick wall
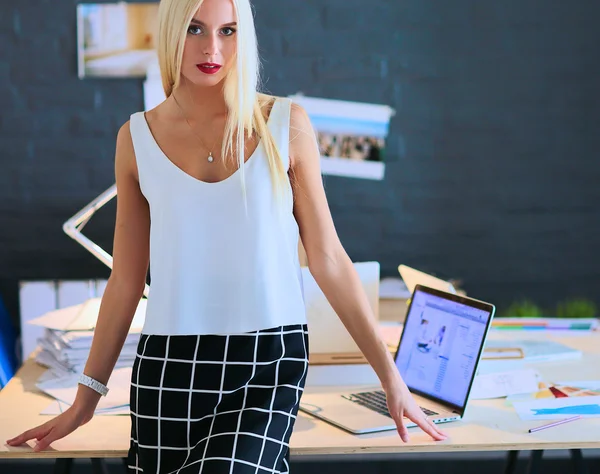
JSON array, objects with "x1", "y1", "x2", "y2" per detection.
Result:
[{"x1": 1, "y1": 0, "x2": 599, "y2": 315}]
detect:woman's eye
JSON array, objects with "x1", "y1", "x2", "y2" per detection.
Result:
[
  {"x1": 188, "y1": 26, "x2": 202, "y2": 35},
  {"x1": 221, "y1": 27, "x2": 236, "y2": 36}
]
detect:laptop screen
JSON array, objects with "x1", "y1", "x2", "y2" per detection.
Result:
[{"x1": 394, "y1": 287, "x2": 493, "y2": 411}]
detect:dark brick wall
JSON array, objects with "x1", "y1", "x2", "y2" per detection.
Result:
[{"x1": 1, "y1": 0, "x2": 599, "y2": 317}]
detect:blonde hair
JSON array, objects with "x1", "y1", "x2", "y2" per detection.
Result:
[{"x1": 156, "y1": 0, "x2": 288, "y2": 203}]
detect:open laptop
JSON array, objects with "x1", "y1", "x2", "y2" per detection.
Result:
[
  {"x1": 302, "y1": 261, "x2": 379, "y2": 356},
  {"x1": 299, "y1": 284, "x2": 495, "y2": 434},
  {"x1": 398, "y1": 264, "x2": 457, "y2": 295}
]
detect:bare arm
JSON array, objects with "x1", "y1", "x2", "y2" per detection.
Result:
[
  {"x1": 7, "y1": 121, "x2": 150, "y2": 450},
  {"x1": 289, "y1": 103, "x2": 398, "y2": 389},
  {"x1": 73, "y1": 121, "x2": 150, "y2": 410},
  {"x1": 289, "y1": 104, "x2": 446, "y2": 443}
]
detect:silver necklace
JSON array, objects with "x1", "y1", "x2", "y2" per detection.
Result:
[{"x1": 172, "y1": 94, "x2": 220, "y2": 163}]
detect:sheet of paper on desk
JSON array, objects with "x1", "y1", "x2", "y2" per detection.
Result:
[
  {"x1": 555, "y1": 381, "x2": 600, "y2": 391},
  {"x1": 505, "y1": 380, "x2": 600, "y2": 407},
  {"x1": 41, "y1": 400, "x2": 130, "y2": 416},
  {"x1": 477, "y1": 359, "x2": 526, "y2": 375},
  {"x1": 483, "y1": 339, "x2": 582, "y2": 363},
  {"x1": 513, "y1": 395, "x2": 600, "y2": 420},
  {"x1": 36, "y1": 367, "x2": 131, "y2": 412},
  {"x1": 470, "y1": 368, "x2": 541, "y2": 400}
]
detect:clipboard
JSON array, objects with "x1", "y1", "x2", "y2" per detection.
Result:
[
  {"x1": 482, "y1": 347, "x2": 525, "y2": 360},
  {"x1": 309, "y1": 344, "x2": 397, "y2": 366}
]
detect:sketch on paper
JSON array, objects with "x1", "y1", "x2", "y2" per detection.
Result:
[{"x1": 512, "y1": 395, "x2": 600, "y2": 420}]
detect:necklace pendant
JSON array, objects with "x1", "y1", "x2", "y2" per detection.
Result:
[{"x1": 208, "y1": 153, "x2": 214, "y2": 163}]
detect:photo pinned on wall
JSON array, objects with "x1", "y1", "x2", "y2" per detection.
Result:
[
  {"x1": 76, "y1": 2, "x2": 159, "y2": 79},
  {"x1": 288, "y1": 94, "x2": 395, "y2": 181},
  {"x1": 318, "y1": 134, "x2": 385, "y2": 163}
]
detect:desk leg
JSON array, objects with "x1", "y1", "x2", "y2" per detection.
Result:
[
  {"x1": 570, "y1": 449, "x2": 588, "y2": 474},
  {"x1": 53, "y1": 458, "x2": 73, "y2": 474},
  {"x1": 91, "y1": 458, "x2": 110, "y2": 474},
  {"x1": 504, "y1": 451, "x2": 519, "y2": 474},
  {"x1": 526, "y1": 450, "x2": 544, "y2": 474}
]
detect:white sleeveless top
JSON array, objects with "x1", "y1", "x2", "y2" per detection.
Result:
[{"x1": 129, "y1": 97, "x2": 306, "y2": 335}]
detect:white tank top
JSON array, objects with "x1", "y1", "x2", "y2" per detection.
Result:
[{"x1": 128, "y1": 97, "x2": 306, "y2": 335}]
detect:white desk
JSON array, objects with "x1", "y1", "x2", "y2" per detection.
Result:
[{"x1": 1, "y1": 330, "x2": 599, "y2": 473}]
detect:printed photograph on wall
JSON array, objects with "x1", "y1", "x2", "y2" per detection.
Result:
[
  {"x1": 289, "y1": 94, "x2": 394, "y2": 180},
  {"x1": 77, "y1": 2, "x2": 159, "y2": 78},
  {"x1": 318, "y1": 133, "x2": 385, "y2": 163}
]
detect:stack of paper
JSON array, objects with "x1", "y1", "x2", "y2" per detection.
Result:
[
  {"x1": 27, "y1": 298, "x2": 146, "y2": 408},
  {"x1": 29, "y1": 297, "x2": 147, "y2": 333},
  {"x1": 35, "y1": 328, "x2": 141, "y2": 377}
]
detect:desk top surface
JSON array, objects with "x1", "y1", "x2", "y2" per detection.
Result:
[{"x1": 1, "y1": 330, "x2": 600, "y2": 459}]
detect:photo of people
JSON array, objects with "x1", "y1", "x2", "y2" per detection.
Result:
[
  {"x1": 317, "y1": 132, "x2": 385, "y2": 162},
  {"x1": 77, "y1": 3, "x2": 159, "y2": 78}
]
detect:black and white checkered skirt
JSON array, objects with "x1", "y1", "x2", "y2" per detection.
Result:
[{"x1": 126, "y1": 324, "x2": 309, "y2": 474}]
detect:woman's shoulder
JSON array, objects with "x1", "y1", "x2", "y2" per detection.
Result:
[
  {"x1": 135, "y1": 99, "x2": 171, "y2": 127},
  {"x1": 286, "y1": 101, "x2": 317, "y2": 169},
  {"x1": 258, "y1": 93, "x2": 309, "y2": 123},
  {"x1": 116, "y1": 99, "x2": 170, "y2": 150},
  {"x1": 258, "y1": 93, "x2": 300, "y2": 109}
]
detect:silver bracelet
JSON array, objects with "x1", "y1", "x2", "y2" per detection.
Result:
[{"x1": 78, "y1": 374, "x2": 109, "y2": 397}]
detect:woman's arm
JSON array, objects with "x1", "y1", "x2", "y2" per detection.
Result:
[
  {"x1": 72, "y1": 121, "x2": 151, "y2": 410},
  {"x1": 7, "y1": 121, "x2": 150, "y2": 451},
  {"x1": 288, "y1": 103, "x2": 447, "y2": 443}
]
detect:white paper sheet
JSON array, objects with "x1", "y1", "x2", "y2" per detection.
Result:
[
  {"x1": 483, "y1": 339, "x2": 582, "y2": 363},
  {"x1": 554, "y1": 381, "x2": 600, "y2": 391},
  {"x1": 512, "y1": 395, "x2": 600, "y2": 420},
  {"x1": 36, "y1": 367, "x2": 132, "y2": 412},
  {"x1": 41, "y1": 400, "x2": 130, "y2": 416},
  {"x1": 470, "y1": 368, "x2": 541, "y2": 400},
  {"x1": 476, "y1": 359, "x2": 526, "y2": 375}
]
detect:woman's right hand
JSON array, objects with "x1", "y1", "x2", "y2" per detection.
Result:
[{"x1": 6, "y1": 404, "x2": 95, "y2": 452}]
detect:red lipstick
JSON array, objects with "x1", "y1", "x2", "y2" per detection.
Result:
[{"x1": 197, "y1": 63, "x2": 222, "y2": 74}]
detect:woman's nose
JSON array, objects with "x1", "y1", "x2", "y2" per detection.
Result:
[{"x1": 203, "y1": 34, "x2": 219, "y2": 58}]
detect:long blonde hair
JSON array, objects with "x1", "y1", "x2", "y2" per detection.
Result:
[{"x1": 156, "y1": 0, "x2": 289, "y2": 203}]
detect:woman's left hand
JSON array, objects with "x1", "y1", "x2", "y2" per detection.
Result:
[{"x1": 384, "y1": 378, "x2": 449, "y2": 443}]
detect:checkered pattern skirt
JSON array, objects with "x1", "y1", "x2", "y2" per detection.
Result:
[{"x1": 126, "y1": 324, "x2": 309, "y2": 474}]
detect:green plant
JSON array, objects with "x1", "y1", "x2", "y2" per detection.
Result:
[
  {"x1": 502, "y1": 300, "x2": 544, "y2": 317},
  {"x1": 556, "y1": 298, "x2": 598, "y2": 318}
]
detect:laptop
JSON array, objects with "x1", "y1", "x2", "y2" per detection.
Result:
[
  {"x1": 302, "y1": 261, "x2": 379, "y2": 356},
  {"x1": 398, "y1": 264, "x2": 457, "y2": 295},
  {"x1": 299, "y1": 284, "x2": 495, "y2": 434}
]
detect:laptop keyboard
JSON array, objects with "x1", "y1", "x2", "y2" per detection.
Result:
[{"x1": 344, "y1": 390, "x2": 438, "y2": 419}]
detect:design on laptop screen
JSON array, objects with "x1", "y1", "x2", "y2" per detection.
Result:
[{"x1": 395, "y1": 289, "x2": 491, "y2": 409}]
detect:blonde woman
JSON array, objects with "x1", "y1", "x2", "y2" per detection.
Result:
[{"x1": 7, "y1": 0, "x2": 447, "y2": 471}]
